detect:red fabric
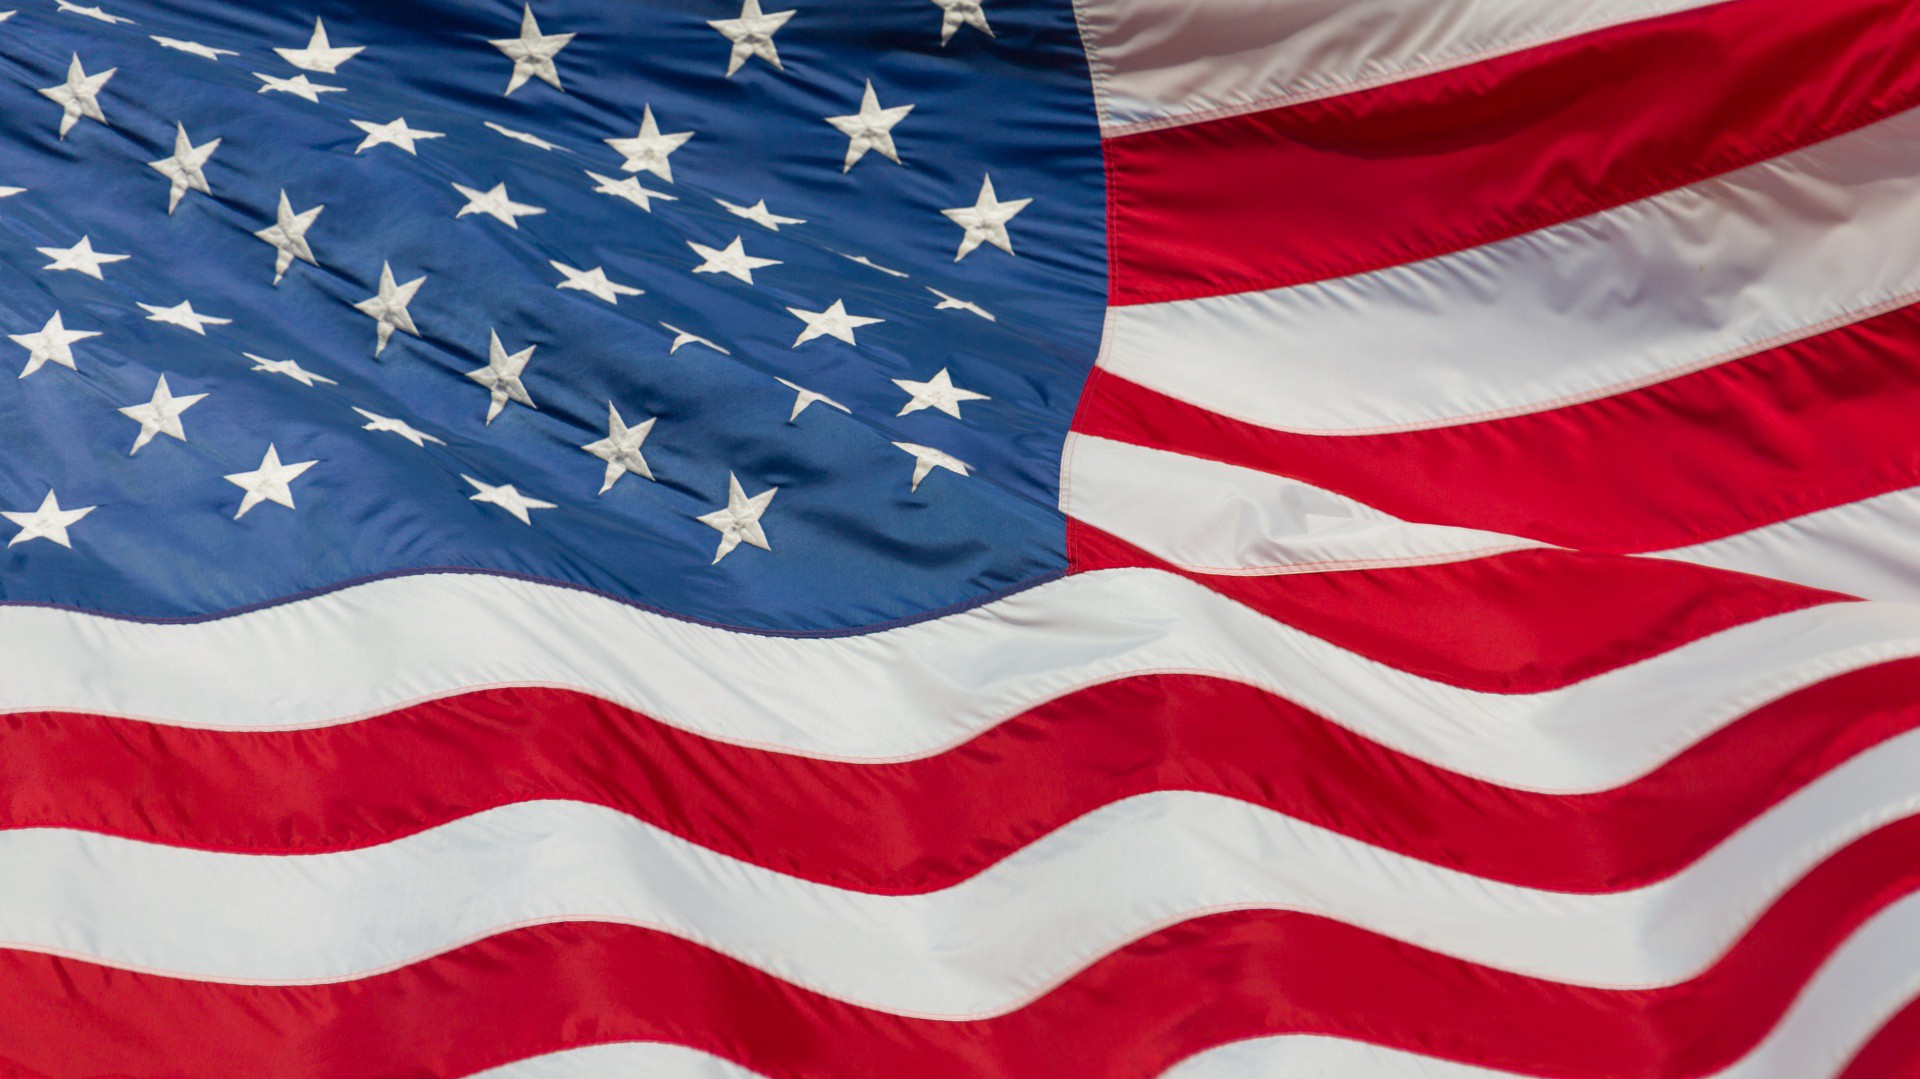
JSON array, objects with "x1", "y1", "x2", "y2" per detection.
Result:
[{"x1": 1106, "y1": 0, "x2": 1920, "y2": 304}]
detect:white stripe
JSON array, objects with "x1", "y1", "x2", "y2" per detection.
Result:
[
  {"x1": 1061, "y1": 434, "x2": 1544, "y2": 572},
  {"x1": 1656, "y1": 485, "x2": 1920, "y2": 604},
  {"x1": 14, "y1": 724, "x2": 1920, "y2": 1010},
  {"x1": 1077, "y1": 0, "x2": 1729, "y2": 135},
  {"x1": 1171, "y1": 896, "x2": 1920, "y2": 1079},
  {"x1": 0, "y1": 568, "x2": 1917, "y2": 790},
  {"x1": 472, "y1": 1043, "x2": 762, "y2": 1079},
  {"x1": 1101, "y1": 107, "x2": 1920, "y2": 433}
]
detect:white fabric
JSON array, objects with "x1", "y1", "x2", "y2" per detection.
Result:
[
  {"x1": 1657, "y1": 486, "x2": 1920, "y2": 604},
  {"x1": 1075, "y1": 0, "x2": 1731, "y2": 134},
  {"x1": 0, "y1": 568, "x2": 1915, "y2": 790},
  {"x1": 1100, "y1": 107, "x2": 1920, "y2": 432},
  {"x1": 1062, "y1": 434, "x2": 1543, "y2": 572},
  {"x1": 473, "y1": 1043, "x2": 763, "y2": 1079}
]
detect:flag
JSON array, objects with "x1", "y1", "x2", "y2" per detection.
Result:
[{"x1": 1, "y1": 0, "x2": 1919, "y2": 1075}]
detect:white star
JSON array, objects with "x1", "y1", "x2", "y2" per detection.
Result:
[
  {"x1": 117, "y1": 374, "x2": 206, "y2": 455},
  {"x1": 254, "y1": 189, "x2": 323, "y2": 284},
  {"x1": 8, "y1": 312, "x2": 99, "y2": 378},
  {"x1": 942, "y1": 174, "x2": 1031, "y2": 260},
  {"x1": 0, "y1": 186, "x2": 21, "y2": 199},
  {"x1": 689, "y1": 236, "x2": 780, "y2": 284},
  {"x1": 697, "y1": 473, "x2": 776, "y2": 563},
  {"x1": 39, "y1": 55, "x2": 114, "y2": 138},
  {"x1": 717, "y1": 197, "x2": 803, "y2": 231},
  {"x1": 0, "y1": 11, "x2": 12, "y2": 21},
  {"x1": 463, "y1": 475, "x2": 555, "y2": 525},
  {"x1": 254, "y1": 72, "x2": 345, "y2": 102},
  {"x1": 151, "y1": 36, "x2": 236, "y2": 60},
  {"x1": 827, "y1": 81, "x2": 913, "y2": 171},
  {"x1": 582, "y1": 403, "x2": 656, "y2": 493},
  {"x1": 484, "y1": 121, "x2": 565, "y2": 152},
  {"x1": 605, "y1": 106, "x2": 692, "y2": 182},
  {"x1": 56, "y1": 1, "x2": 131, "y2": 24},
  {"x1": 585, "y1": 170, "x2": 675, "y2": 212},
  {"x1": 274, "y1": 17, "x2": 362, "y2": 73},
  {"x1": 225, "y1": 444, "x2": 317, "y2": 519},
  {"x1": 353, "y1": 407, "x2": 443, "y2": 447},
  {"x1": 928, "y1": 286, "x2": 995, "y2": 321},
  {"x1": 452, "y1": 181, "x2": 545, "y2": 228},
  {"x1": 245, "y1": 353, "x2": 337, "y2": 387},
  {"x1": 3, "y1": 491, "x2": 94, "y2": 548},
  {"x1": 933, "y1": 0, "x2": 992, "y2": 44},
  {"x1": 37, "y1": 235, "x2": 128, "y2": 280},
  {"x1": 147, "y1": 123, "x2": 220, "y2": 214},
  {"x1": 709, "y1": 0, "x2": 794, "y2": 77},
  {"x1": 137, "y1": 300, "x2": 232, "y2": 336},
  {"x1": 490, "y1": 4, "x2": 573, "y2": 95},
  {"x1": 893, "y1": 441, "x2": 970, "y2": 491},
  {"x1": 351, "y1": 117, "x2": 443, "y2": 155},
  {"x1": 787, "y1": 299, "x2": 883, "y2": 347},
  {"x1": 352, "y1": 262, "x2": 425, "y2": 356},
  {"x1": 775, "y1": 377, "x2": 848, "y2": 423},
  {"x1": 841, "y1": 252, "x2": 908, "y2": 278},
  {"x1": 551, "y1": 261, "x2": 643, "y2": 304},
  {"x1": 894, "y1": 367, "x2": 989, "y2": 418},
  {"x1": 662, "y1": 323, "x2": 729, "y2": 356},
  {"x1": 468, "y1": 330, "x2": 537, "y2": 424}
]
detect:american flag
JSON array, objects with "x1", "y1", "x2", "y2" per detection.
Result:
[{"x1": 2, "y1": 0, "x2": 1919, "y2": 1074}]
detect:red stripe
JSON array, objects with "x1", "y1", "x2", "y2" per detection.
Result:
[
  {"x1": 1070, "y1": 525, "x2": 1840, "y2": 691},
  {"x1": 14, "y1": 816, "x2": 1920, "y2": 1078},
  {"x1": 1075, "y1": 301, "x2": 1920, "y2": 553},
  {"x1": 6, "y1": 623, "x2": 1912, "y2": 895},
  {"x1": 1105, "y1": 0, "x2": 1920, "y2": 305},
  {"x1": 1842, "y1": 989, "x2": 1920, "y2": 1078}
]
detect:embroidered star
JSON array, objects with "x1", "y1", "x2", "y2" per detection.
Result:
[
  {"x1": 138, "y1": 300, "x2": 232, "y2": 336},
  {"x1": 689, "y1": 237, "x2": 780, "y2": 284},
  {"x1": 551, "y1": 261, "x2": 643, "y2": 304},
  {"x1": 490, "y1": 4, "x2": 573, "y2": 95},
  {"x1": 354, "y1": 407, "x2": 443, "y2": 447},
  {"x1": 8, "y1": 312, "x2": 100, "y2": 378},
  {"x1": 147, "y1": 123, "x2": 220, "y2": 214},
  {"x1": 827, "y1": 81, "x2": 913, "y2": 171},
  {"x1": 933, "y1": 0, "x2": 992, "y2": 44},
  {"x1": 710, "y1": 0, "x2": 794, "y2": 76},
  {"x1": 893, "y1": 441, "x2": 970, "y2": 491},
  {"x1": 453, "y1": 181, "x2": 545, "y2": 228},
  {"x1": 39, "y1": 55, "x2": 114, "y2": 138},
  {"x1": 942, "y1": 174, "x2": 1031, "y2": 260},
  {"x1": 717, "y1": 197, "x2": 803, "y2": 231},
  {"x1": 662, "y1": 323, "x2": 729, "y2": 356},
  {"x1": 225, "y1": 445, "x2": 317, "y2": 519},
  {"x1": 586, "y1": 170, "x2": 676, "y2": 211},
  {"x1": 37, "y1": 236, "x2": 128, "y2": 279},
  {"x1": 151, "y1": 36, "x2": 235, "y2": 60},
  {"x1": 841, "y1": 252, "x2": 908, "y2": 278},
  {"x1": 254, "y1": 189, "x2": 323, "y2": 284},
  {"x1": 118, "y1": 375, "x2": 207, "y2": 455},
  {"x1": 353, "y1": 262, "x2": 425, "y2": 356},
  {"x1": 485, "y1": 121, "x2": 565, "y2": 151},
  {"x1": 275, "y1": 17, "x2": 362, "y2": 73},
  {"x1": 787, "y1": 299, "x2": 883, "y2": 347},
  {"x1": 3, "y1": 491, "x2": 94, "y2": 548},
  {"x1": 55, "y1": 1, "x2": 131, "y2": 25},
  {"x1": 254, "y1": 72, "x2": 345, "y2": 102},
  {"x1": 928, "y1": 286, "x2": 995, "y2": 321},
  {"x1": 351, "y1": 117, "x2": 443, "y2": 155},
  {"x1": 698, "y1": 473, "x2": 776, "y2": 564},
  {"x1": 776, "y1": 377, "x2": 849, "y2": 422},
  {"x1": 894, "y1": 367, "x2": 989, "y2": 418},
  {"x1": 468, "y1": 330, "x2": 537, "y2": 423},
  {"x1": 605, "y1": 106, "x2": 692, "y2": 182},
  {"x1": 582, "y1": 403, "x2": 656, "y2": 493},
  {"x1": 245, "y1": 353, "x2": 337, "y2": 387},
  {"x1": 463, "y1": 475, "x2": 555, "y2": 525}
]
